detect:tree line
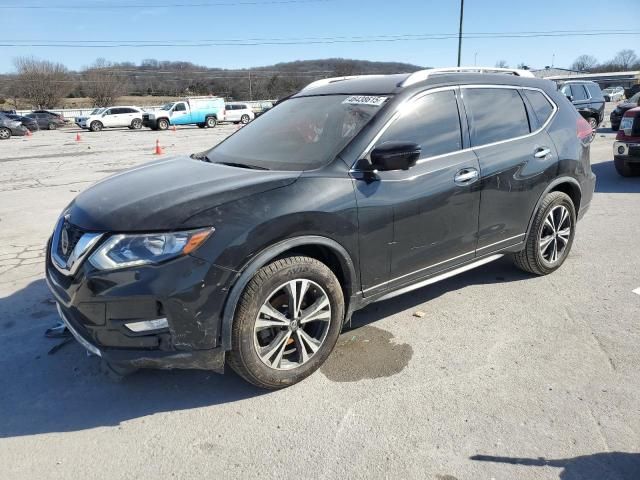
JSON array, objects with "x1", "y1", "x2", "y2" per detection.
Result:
[
  {"x1": 494, "y1": 49, "x2": 639, "y2": 72},
  {"x1": 0, "y1": 57, "x2": 422, "y2": 109}
]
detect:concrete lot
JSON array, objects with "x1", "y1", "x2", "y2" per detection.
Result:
[{"x1": 0, "y1": 112, "x2": 639, "y2": 480}]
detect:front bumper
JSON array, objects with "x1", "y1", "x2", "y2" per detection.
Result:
[
  {"x1": 142, "y1": 118, "x2": 158, "y2": 128},
  {"x1": 10, "y1": 125, "x2": 28, "y2": 136},
  {"x1": 45, "y1": 239, "x2": 236, "y2": 371}
]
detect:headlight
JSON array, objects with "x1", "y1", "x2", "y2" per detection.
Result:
[{"x1": 89, "y1": 228, "x2": 214, "y2": 270}]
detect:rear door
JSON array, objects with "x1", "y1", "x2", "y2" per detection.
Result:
[
  {"x1": 226, "y1": 105, "x2": 239, "y2": 121},
  {"x1": 353, "y1": 87, "x2": 481, "y2": 296},
  {"x1": 462, "y1": 86, "x2": 559, "y2": 253}
]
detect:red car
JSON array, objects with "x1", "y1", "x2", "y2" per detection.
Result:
[{"x1": 613, "y1": 107, "x2": 640, "y2": 177}]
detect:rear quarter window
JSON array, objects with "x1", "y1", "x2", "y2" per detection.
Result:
[
  {"x1": 523, "y1": 90, "x2": 555, "y2": 127},
  {"x1": 463, "y1": 88, "x2": 531, "y2": 146},
  {"x1": 586, "y1": 84, "x2": 603, "y2": 99}
]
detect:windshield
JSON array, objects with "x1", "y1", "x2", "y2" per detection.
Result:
[
  {"x1": 161, "y1": 102, "x2": 175, "y2": 111},
  {"x1": 91, "y1": 108, "x2": 104, "y2": 115},
  {"x1": 206, "y1": 95, "x2": 385, "y2": 171}
]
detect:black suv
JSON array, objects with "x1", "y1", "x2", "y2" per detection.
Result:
[
  {"x1": 558, "y1": 80, "x2": 605, "y2": 130},
  {"x1": 46, "y1": 68, "x2": 596, "y2": 389},
  {"x1": 610, "y1": 92, "x2": 640, "y2": 131}
]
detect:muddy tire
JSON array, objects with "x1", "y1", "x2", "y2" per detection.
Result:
[
  {"x1": 227, "y1": 256, "x2": 344, "y2": 390},
  {"x1": 512, "y1": 191, "x2": 576, "y2": 276}
]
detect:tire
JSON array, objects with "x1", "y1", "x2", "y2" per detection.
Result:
[
  {"x1": 227, "y1": 256, "x2": 345, "y2": 390},
  {"x1": 48, "y1": 122, "x2": 57, "y2": 131},
  {"x1": 157, "y1": 118, "x2": 169, "y2": 130},
  {"x1": 130, "y1": 118, "x2": 142, "y2": 129},
  {"x1": 614, "y1": 158, "x2": 639, "y2": 177},
  {"x1": 205, "y1": 116, "x2": 217, "y2": 128},
  {"x1": 512, "y1": 191, "x2": 576, "y2": 276},
  {"x1": 100, "y1": 359, "x2": 138, "y2": 382},
  {"x1": 90, "y1": 121, "x2": 103, "y2": 132},
  {"x1": 197, "y1": 123, "x2": 206, "y2": 128},
  {"x1": 0, "y1": 127, "x2": 11, "y2": 140},
  {"x1": 240, "y1": 114, "x2": 250, "y2": 124},
  {"x1": 587, "y1": 117, "x2": 598, "y2": 130}
]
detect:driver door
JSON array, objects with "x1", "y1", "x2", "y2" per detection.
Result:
[
  {"x1": 352, "y1": 88, "x2": 481, "y2": 296},
  {"x1": 172, "y1": 102, "x2": 189, "y2": 125}
]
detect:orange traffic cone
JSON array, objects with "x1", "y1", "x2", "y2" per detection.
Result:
[
  {"x1": 172, "y1": 125, "x2": 177, "y2": 133},
  {"x1": 75, "y1": 132, "x2": 81, "y2": 142},
  {"x1": 154, "y1": 139, "x2": 164, "y2": 155}
]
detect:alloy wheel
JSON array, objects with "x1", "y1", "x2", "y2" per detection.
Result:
[
  {"x1": 253, "y1": 279, "x2": 331, "y2": 370},
  {"x1": 539, "y1": 205, "x2": 571, "y2": 264},
  {"x1": 0, "y1": 128, "x2": 10, "y2": 139}
]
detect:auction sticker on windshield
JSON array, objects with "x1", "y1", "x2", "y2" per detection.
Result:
[{"x1": 343, "y1": 96, "x2": 388, "y2": 106}]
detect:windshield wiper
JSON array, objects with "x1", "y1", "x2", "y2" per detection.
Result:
[{"x1": 216, "y1": 162, "x2": 269, "y2": 170}]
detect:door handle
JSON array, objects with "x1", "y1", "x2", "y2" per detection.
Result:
[
  {"x1": 534, "y1": 147, "x2": 552, "y2": 158},
  {"x1": 454, "y1": 168, "x2": 479, "y2": 185}
]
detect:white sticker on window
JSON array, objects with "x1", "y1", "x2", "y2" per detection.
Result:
[{"x1": 343, "y1": 95, "x2": 388, "y2": 107}]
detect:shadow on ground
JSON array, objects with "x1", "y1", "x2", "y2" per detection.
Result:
[
  {"x1": 471, "y1": 452, "x2": 640, "y2": 480},
  {"x1": 591, "y1": 161, "x2": 640, "y2": 194},
  {"x1": 1, "y1": 257, "x2": 530, "y2": 438}
]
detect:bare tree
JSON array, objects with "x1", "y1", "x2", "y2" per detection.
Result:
[
  {"x1": 613, "y1": 49, "x2": 638, "y2": 70},
  {"x1": 570, "y1": 54, "x2": 598, "y2": 72},
  {"x1": 12, "y1": 56, "x2": 72, "y2": 108},
  {"x1": 495, "y1": 60, "x2": 509, "y2": 68},
  {"x1": 83, "y1": 59, "x2": 128, "y2": 106}
]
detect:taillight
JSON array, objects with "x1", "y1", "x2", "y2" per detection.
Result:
[{"x1": 576, "y1": 116, "x2": 593, "y2": 142}]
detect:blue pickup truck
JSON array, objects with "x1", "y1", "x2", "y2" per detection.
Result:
[{"x1": 142, "y1": 96, "x2": 226, "y2": 130}]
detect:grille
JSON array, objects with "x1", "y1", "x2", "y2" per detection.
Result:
[
  {"x1": 142, "y1": 114, "x2": 150, "y2": 121},
  {"x1": 57, "y1": 222, "x2": 84, "y2": 261},
  {"x1": 629, "y1": 145, "x2": 640, "y2": 157}
]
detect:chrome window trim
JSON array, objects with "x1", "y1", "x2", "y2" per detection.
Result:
[
  {"x1": 50, "y1": 217, "x2": 103, "y2": 276},
  {"x1": 350, "y1": 84, "x2": 558, "y2": 171}
]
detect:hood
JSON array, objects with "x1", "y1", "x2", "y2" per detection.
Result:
[
  {"x1": 616, "y1": 101, "x2": 638, "y2": 112},
  {"x1": 68, "y1": 156, "x2": 299, "y2": 232}
]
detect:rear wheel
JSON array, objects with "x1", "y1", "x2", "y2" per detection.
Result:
[
  {"x1": 0, "y1": 127, "x2": 11, "y2": 140},
  {"x1": 90, "y1": 121, "x2": 103, "y2": 132},
  {"x1": 241, "y1": 114, "x2": 250, "y2": 124},
  {"x1": 512, "y1": 192, "x2": 576, "y2": 276},
  {"x1": 614, "y1": 158, "x2": 640, "y2": 177},
  {"x1": 48, "y1": 122, "x2": 57, "y2": 130},
  {"x1": 205, "y1": 116, "x2": 217, "y2": 128},
  {"x1": 227, "y1": 256, "x2": 344, "y2": 389},
  {"x1": 157, "y1": 118, "x2": 169, "y2": 130}
]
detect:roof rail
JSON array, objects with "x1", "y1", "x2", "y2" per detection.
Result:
[{"x1": 401, "y1": 67, "x2": 535, "y2": 87}]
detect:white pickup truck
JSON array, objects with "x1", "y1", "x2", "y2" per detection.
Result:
[{"x1": 142, "y1": 96, "x2": 226, "y2": 130}]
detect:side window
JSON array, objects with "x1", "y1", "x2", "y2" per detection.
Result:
[
  {"x1": 375, "y1": 90, "x2": 462, "y2": 159},
  {"x1": 571, "y1": 85, "x2": 588, "y2": 101},
  {"x1": 464, "y1": 88, "x2": 531, "y2": 146},
  {"x1": 103, "y1": 109, "x2": 112, "y2": 115},
  {"x1": 523, "y1": 90, "x2": 554, "y2": 126},
  {"x1": 586, "y1": 84, "x2": 602, "y2": 99},
  {"x1": 174, "y1": 103, "x2": 186, "y2": 112},
  {"x1": 111, "y1": 108, "x2": 123, "y2": 115}
]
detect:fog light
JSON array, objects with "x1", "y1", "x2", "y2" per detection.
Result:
[
  {"x1": 618, "y1": 146, "x2": 626, "y2": 154},
  {"x1": 125, "y1": 318, "x2": 169, "y2": 332}
]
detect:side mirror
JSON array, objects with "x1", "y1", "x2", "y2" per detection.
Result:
[
  {"x1": 566, "y1": 95, "x2": 574, "y2": 102},
  {"x1": 370, "y1": 141, "x2": 421, "y2": 171}
]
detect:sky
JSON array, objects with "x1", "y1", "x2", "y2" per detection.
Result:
[{"x1": 0, "y1": 0, "x2": 638, "y2": 73}]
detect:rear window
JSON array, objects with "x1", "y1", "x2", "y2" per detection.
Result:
[
  {"x1": 523, "y1": 90, "x2": 554, "y2": 126},
  {"x1": 464, "y1": 88, "x2": 531, "y2": 146},
  {"x1": 208, "y1": 95, "x2": 384, "y2": 171}
]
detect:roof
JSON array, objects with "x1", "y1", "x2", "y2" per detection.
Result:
[{"x1": 294, "y1": 68, "x2": 553, "y2": 97}]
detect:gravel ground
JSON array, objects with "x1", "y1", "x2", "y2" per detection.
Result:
[{"x1": 0, "y1": 111, "x2": 639, "y2": 480}]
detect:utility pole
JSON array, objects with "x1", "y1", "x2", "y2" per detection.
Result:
[
  {"x1": 457, "y1": 0, "x2": 464, "y2": 67},
  {"x1": 249, "y1": 71, "x2": 253, "y2": 101},
  {"x1": 474, "y1": 52, "x2": 478, "y2": 66}
]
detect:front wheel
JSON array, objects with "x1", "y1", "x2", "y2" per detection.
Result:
[
  {"x1": 157, "y1": 119, "x2": 169, "y2": 130},
  {"x1": 130, "y1": 118, "x2": 142, "y2": 129},
  {"x1": 0, "y1": 127, "x2": 11, "y2": 140},
  {"x1": 512, "y1": 192, "x2": 576, "y2": 276},
  {"x1": 205, "y1": 116, "x2": 217, "y2": 128},
  {"x1": 227, "y1": 256, "x2": 345, "y2": 389},
  {"x1": 90, "y1": 121, "x2": 103, "y2": 132}
]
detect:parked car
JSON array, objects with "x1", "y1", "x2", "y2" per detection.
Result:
[
  {"x1": 613, "y1": 107, "x2": 640, "y2": 177},
  {"x1": 224, "y1": 102, "x2": 255, "y2": 124},
  {"x1": 25, "y1": 112, "x2": 66, "y2": 130},
  {"x1": 3, "y1": 113, "x2": 39, "y2": 132},
  {"x1": 46, "y1": 68, "x2": 595, "y2": 389},
  {"x1": 77, "y1": 106, "x2": 144, "y2": 132},
  {"x1": 143, "y1": 97, "x2": 225, "y2": 130},
  {"x1": 558, "y1": 80, "x2": 605, "y2": 129},
  {"x1": 31, "y1": 110, "x2": 67, "y2": 123},
  {"x1": 610, "y1": 92, "x2": 640, "y2": 131},
  {"x1": 0, "y1": 113, "x2": 29, "y2": 139},
  {"x1": 602, "y1": 86, "x2": 625, "y2": 102}
]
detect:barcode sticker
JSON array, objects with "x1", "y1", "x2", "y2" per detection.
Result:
[{"x1": 342, "y1": 96, "x2": 388, "y2": 106}]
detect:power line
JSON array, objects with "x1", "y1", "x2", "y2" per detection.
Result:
[
  {"x1": 0, "y1": 0, "x2": 329, "y2": 9},
  {"x1": 1, "y1": 30, "x2": 639, "y2": 48}
]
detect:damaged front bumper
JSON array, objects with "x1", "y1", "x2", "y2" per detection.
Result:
[{"x1": 46, "y1": 241, "x2": 235, "y2": 372}]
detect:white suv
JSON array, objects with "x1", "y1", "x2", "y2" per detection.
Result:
[
  {"x1": 224, "y1": 103, "x2": 254, "y2": 124},
  {"x1": 77, "y1": 106, "x2": 144, "y2": 132}
]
